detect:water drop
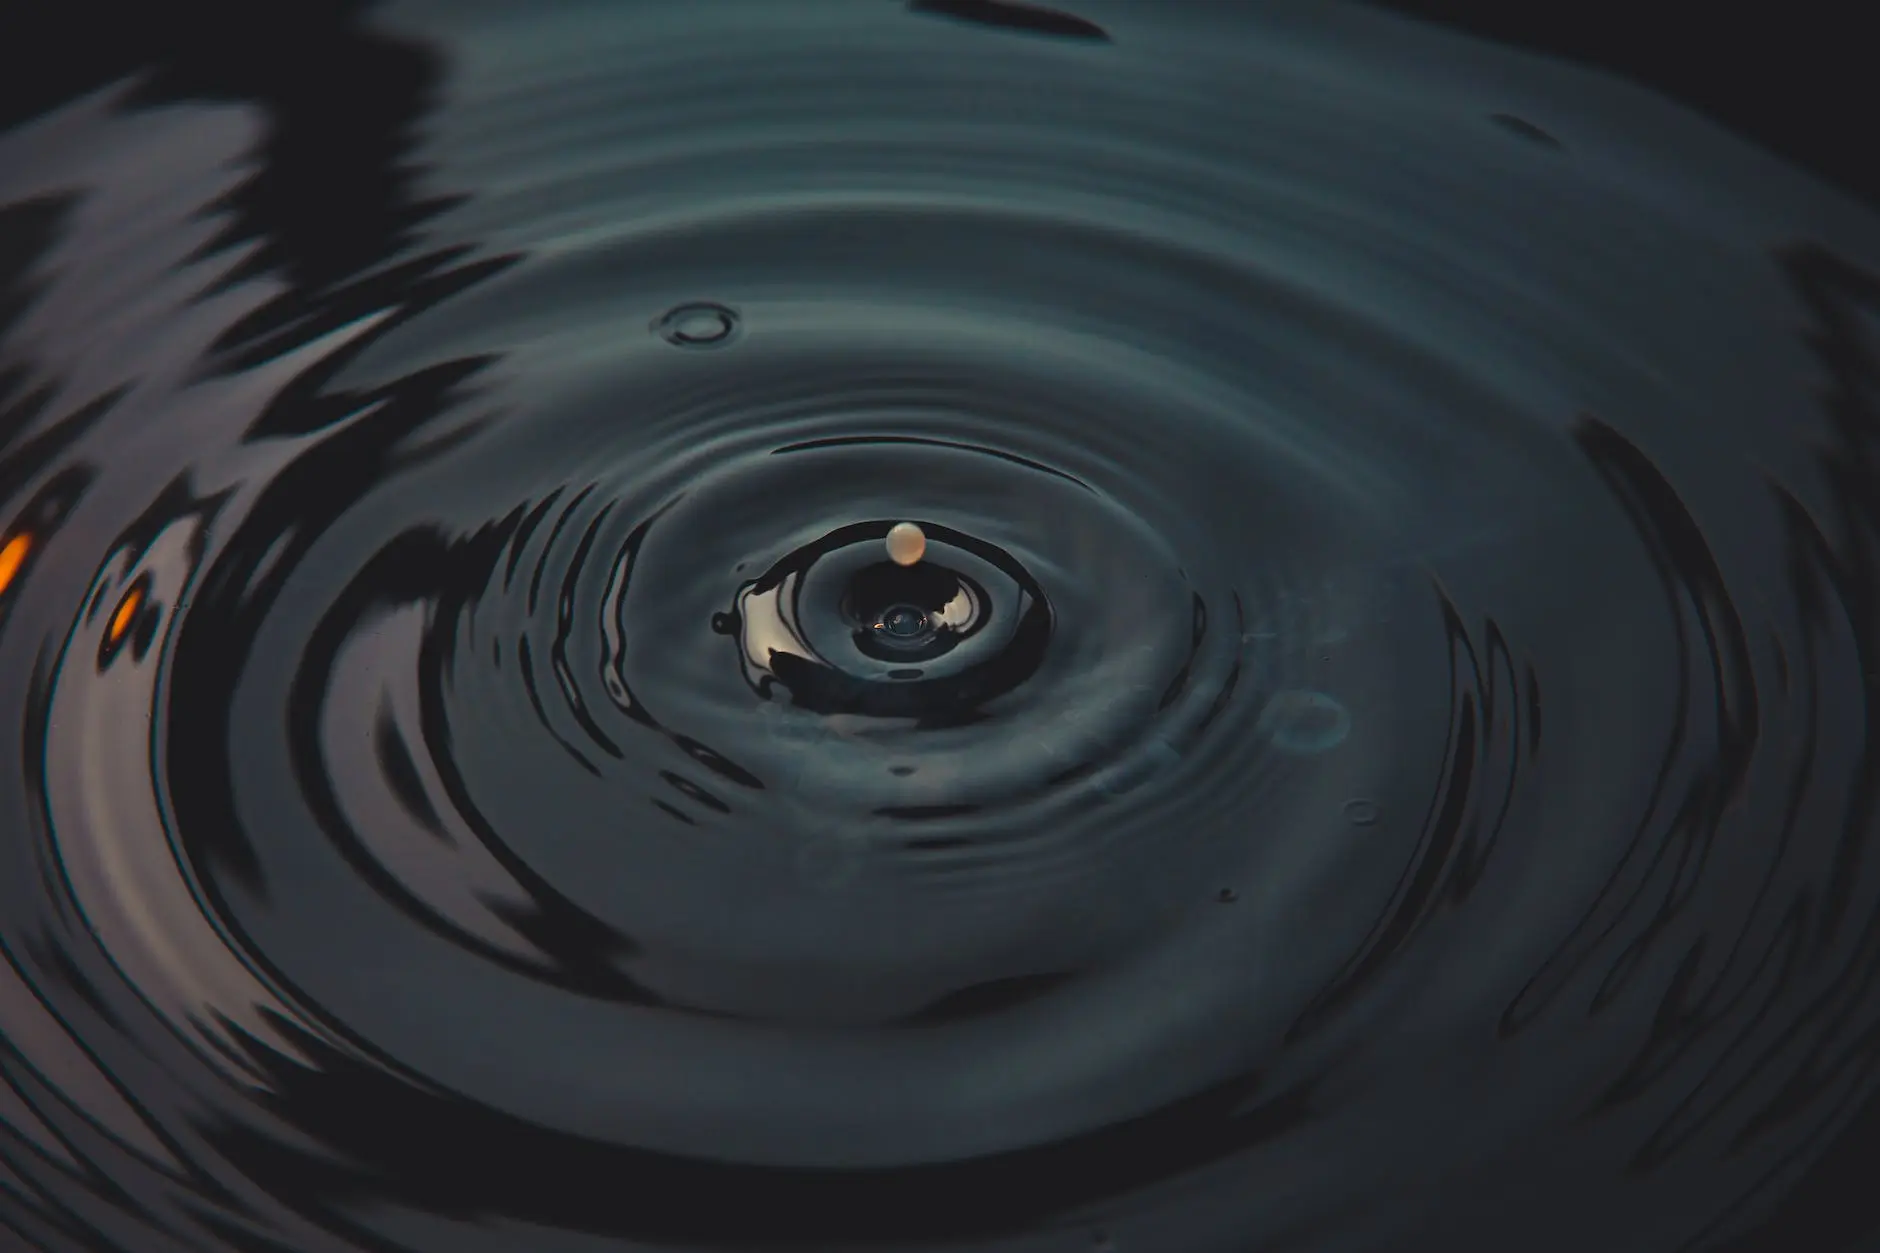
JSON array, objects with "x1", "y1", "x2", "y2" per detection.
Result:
[{"x1": 886, "y1": 521, "x2": 927, "y2": 566}]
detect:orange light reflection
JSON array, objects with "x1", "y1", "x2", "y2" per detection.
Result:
[{"x1": 0, "y1": 533, "x2": 30, "y2": 597}]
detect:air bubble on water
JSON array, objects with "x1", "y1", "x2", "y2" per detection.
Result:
[
  {"x1": 652, "y1": 300, "x2": 741, "y2": 348},
  {"x1": 1257, "y1": 690, "x2": 1351, "y2": 754}
]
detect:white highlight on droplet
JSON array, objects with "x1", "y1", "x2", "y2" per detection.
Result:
[{"x1": 886, "y1": 522, "x2": 926, "y2": 567}]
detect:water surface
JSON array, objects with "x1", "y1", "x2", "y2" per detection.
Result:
[{"x1": 3, "y1": 3, "x2": 1880, "y2": 1251}]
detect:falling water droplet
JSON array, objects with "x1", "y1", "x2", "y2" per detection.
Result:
[{"x1": 885, "y1": 521, "x2": 927, "y2": 566}]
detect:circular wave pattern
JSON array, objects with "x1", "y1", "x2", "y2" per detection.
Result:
[{"x1": 3, "y1": 4, "x2": 1880, "y2": 1253}]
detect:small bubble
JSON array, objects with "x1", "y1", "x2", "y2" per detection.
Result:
[
  {"x1": 653, "y1": 301, "x2": 741, "y2": 349},
  {"x1": 1343, "y1": 798, "x2": 1380, "y2": 826}
]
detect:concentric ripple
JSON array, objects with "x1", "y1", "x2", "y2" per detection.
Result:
[{"x1": 3, "y1": 4, "x2": 1880, "y2": 1253}]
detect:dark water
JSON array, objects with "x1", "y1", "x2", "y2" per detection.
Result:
[{"x1": 4, "y1": 3, "x2": 1880, "y2": 1251}]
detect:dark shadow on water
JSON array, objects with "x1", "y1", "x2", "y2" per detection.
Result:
[{"x1": 908, "y1": 0, "x2": 1112, "y2": 42}]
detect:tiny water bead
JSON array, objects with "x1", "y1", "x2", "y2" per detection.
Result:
[{"x1": 651, "y1": 299, "x2": 741, "y2": 348}]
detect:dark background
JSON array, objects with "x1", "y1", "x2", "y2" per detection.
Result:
[
  {"x1": 1, "y1": 2, "x2": 1874, "y2": 292},
  {"x1": 3, "y1": 3, "x2": 1877, "y2": 210}
]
